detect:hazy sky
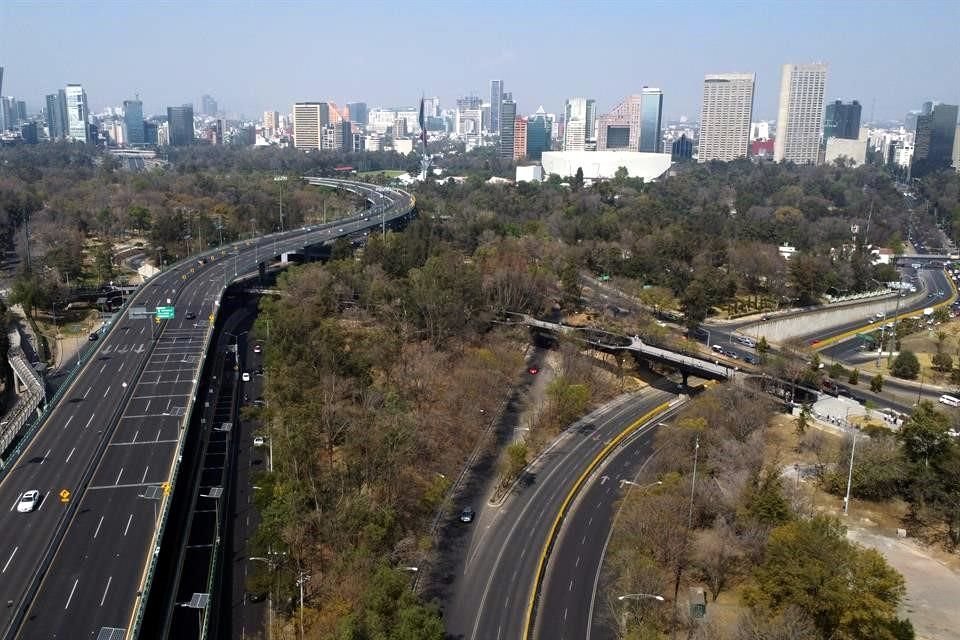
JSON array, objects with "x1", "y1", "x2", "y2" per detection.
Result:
[{"x1": 2, "y1": 0, "x2": 958, "y2": 123}]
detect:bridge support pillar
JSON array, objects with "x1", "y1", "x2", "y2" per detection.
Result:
[{"x1": 681, "y1": 370, "x2": 689, "y2": 388}]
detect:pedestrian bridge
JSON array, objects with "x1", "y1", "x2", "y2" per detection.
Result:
[{"x1": 504, "y1": 313, "x2": 734, "y2": 382}]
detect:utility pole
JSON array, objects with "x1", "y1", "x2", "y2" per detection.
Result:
[{"x1": 672, "y1": 433, "x2": 700, "y2": 640}]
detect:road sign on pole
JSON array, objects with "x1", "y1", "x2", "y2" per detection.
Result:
[{"x1": 156, "y1": 306, "x2": 175, "y2": 320}]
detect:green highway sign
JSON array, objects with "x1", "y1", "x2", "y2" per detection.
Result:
[{"x1": 156, "y1": 306, "x2": 175, "y2": 320}]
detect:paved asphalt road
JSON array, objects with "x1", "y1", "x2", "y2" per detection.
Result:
[
  {"x1": 533, "y1": 403, "x2": 685, "y2": 640},
  {"x1": 443, "y1": 388, "x2": 674, "y2": 640},
  {"x1": 0, "y1": 179, "x2": 411, "y2": 639}
]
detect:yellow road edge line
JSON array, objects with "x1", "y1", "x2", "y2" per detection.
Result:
[
  {"x1": 813, "y1": 270, "x2": 959, "y2": 351},
  {"x1": 521, "y1": 400, "x2": 673, "y2": 640}
]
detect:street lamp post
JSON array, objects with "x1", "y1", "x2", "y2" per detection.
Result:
[
  {"x1": 617, "y1": 593, "x2": 665, "y2": 635},
  {"x1": 296, "y1": 570, "x2": 310, "y2": 640},
  {"x1": 843, "y1": 430, "x2": 858, "y2": 516},
  {"x1": 274, "y1": 175, "x2": 288, "y2": 232}
]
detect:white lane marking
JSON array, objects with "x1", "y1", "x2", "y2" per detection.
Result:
[
  {"x1": 41, "y1": 448, "x2": 51, "y2": 464},
  {"x1": 94, "y1": 516, "x2": 104, "y2": 538},
  {"x1": 63, "y1": 415, "x2": 74, "y2": 430},
  {"x1": 99, "y1": 363, "x2": 106, "y2": 374},
  {"x1": 2, "y1": 546, "x2": 18, "y2": 573},
  {"x1": 103, "y1": 385, "x2": 112, "y2": 398},
  {"x1": 83, "y1": 413, "x2": 96, "y2": 430},
  {"x1": 132, "y1": 430, "x2": 139, "y2": 443},
  {"x1": 99, "y1": 576, "x2": 112, "y2": 606},
  {"x1": 123, "y1": 514, "x2": 134, "y2": 536},
  {"x1": 10, "y1": 494, "x2": 21, "y2": 511},
  {"x1": 575, "y1": 555, "x2": 581, "y2": 568},
  {"x1": 156, "y1": 429, "x2": 161, "y2": 442},
  {"x1": 569, "y1": 579, "x2": 574, "y2": 591},
  {"x1": 115, "y1": 468, "x2": 124, "y2": 485},
  {"x1": 83, "y1": 387, "x2": 91, "y2": 399},
  {"x1": 118, "y1": 360, "x2": 125, "y2": 372},
  {"x1": 145, "y1": 399, "x2": 151, "y2": 413},
  {"x1": 141, "y1": 466, "x2": 149, "y2": 483},
  {"x1": 38, "y1": 492, "x2": 49, "y2": 511},
  {"x1": 65, "y1": 447, "x2": 76, "y2": 464},
  {"x1": 65, "y1": 578, "x2": 79, "y2": 609}
]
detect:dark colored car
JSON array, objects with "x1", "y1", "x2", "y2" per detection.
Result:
[
  {"x1": 88, "y1": 331, "x2": 100, "y2": 341},
  {"x1": 528, "y1": 366, "x2": 540, "y2": 375},
  {"x1": 459, "y1": 507, "x2": 475, "y2": 523},
  {"x1": 185, "y1": 311, "x2": 196, "y2": 320}
]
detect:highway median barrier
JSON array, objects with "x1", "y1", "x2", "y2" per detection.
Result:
[{"x1": 521, "y1": 399, "x2": 676, "y2": 640}]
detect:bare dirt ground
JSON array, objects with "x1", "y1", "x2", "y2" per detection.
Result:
[{"x1": 767, "y1": 415, "x2": 960, "y2": 640}]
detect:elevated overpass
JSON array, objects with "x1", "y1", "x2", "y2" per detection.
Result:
[
  {"x1": 508, "y1": 313, "x2": 733, "y2": 383},
  {"x1": 0, "y1": 178, "x2": 414, "y2": 640}
]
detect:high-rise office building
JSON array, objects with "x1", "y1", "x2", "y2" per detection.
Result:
[
  {"x1": 45, "y1": 94, "x2": 62, "y2": 139},
  {"x1": 64, "y1": 84, "x2": 90, "y2": 143},
  {"x1": 200, "y1": 94, "x2": 218, "y2": 117},
  {"x1": 346, "y1": 102, "x2": 368, "y2": 125},
  {"x1": 596, "y1": 95, "x2": 642, "y2": 151},
  {"x1": 123, "y1": 99, "x2": 145, "y2": 145},
  {"x1": 773, "y1": 63, "x2": 828, "y2": 164},
  {"x1": 490, "y1": 80, "x2": 503, "y2": 135},
  {"x1": 422, "y1": 97, "x2": 440, "y2": 119},
  {"x1": 293, "y1": 102, "x2": 323, "y2": 150},
  {"x1": 456, "y1": 96, "x2": 483, "y2": 138},
  {"x1": 526, "y1": 106, "x2": 552, "y2": 159},
  {"x1": 262, "y1": 110, "x2": 279, "y2": 134},
  {"x1": 166, "y1": 104, "x2": 195, "y2": 146},
  {"x1": 21, "y1": 122, "x2": 38, "y2": 144},
  {"x1": 499, "y1": 95, "x2": 517, "y2": 159},
  {"x1": 698, "y1": 73, "x2": 756, "y2": 163},
  {"x1": 639, "y1": 87, "x2": 664, "y2": 153},
  {"x1": 671, "y1": 134, "x2": 693, "y2": 161},
  {"x1": 911, "y1": 102, "x2": 959, "y2": 178},
  {"x1": 563, "y1": 97, "x2": 596, "y2": 150},
  {"x1": 823, "y1": 100, "x2": 861, "y2": 141},
  {"x1": 143, "y1": 121, "x2": 158, "y2": 145},
  {"x1": 514, "y1": 117, "x2": 528, "y2": 160},
  {"x1": 953, "y1": 125, "x2": 960, "y2": 173}
]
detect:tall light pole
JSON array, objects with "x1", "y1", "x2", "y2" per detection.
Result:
[
  {"x1": 274, "y1": 175, "x2": 288, "y2": 232},
  {"x1": 618, "y1": 593, "x2": 665, "y2": 636},
  {"x1": 843, "y1": 430, "x2": 857, "y2": 515},
  {"x1": 297, "y1": 570, "x2": 310, "y2": 639}
]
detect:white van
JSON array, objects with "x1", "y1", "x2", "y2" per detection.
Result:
[{"x1": 938, "y1": 395, "x2": 960, "y2": 407}]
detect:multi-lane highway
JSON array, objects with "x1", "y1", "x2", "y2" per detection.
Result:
[
  {"x1": 444, "y1": 388, "x2": 675, "y2": 640},
  {"x1": 0, "y1": 179, "x2": 413, "y2": 639},
  {"x1": 534, "y1": 404, "x2": 684, "y2": 640}
]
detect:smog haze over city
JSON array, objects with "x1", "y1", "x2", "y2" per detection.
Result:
[{"x1": 2, "y1": 0, "x2": 958, "y2": 121}]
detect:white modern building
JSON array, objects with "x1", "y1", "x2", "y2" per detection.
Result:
[
  {"x1": 64, "y1": 84, "x2": 90, "y2": 143},
  {"x1": 824, "y1": 137, "x2": 868, "y2": 166},
  {"x1": 953, "y1": 125, "x2": 960, "y2": 172},
  {"x1": 773, "y1": 63, "x2": 828, "y2": 164},
  {"x1": 541, "y1": 151, "x2": 672, "y2": 182},
  {"x1": 563, "y1": 97, "x2": 595, "y2": 150},
  {"x1": 697, "y1": 73, "x2": 756, "y2": 162},
  {"x1": 563, "y1": 118, "x2": 586, "y2": 151},
  {"x1": 516, "y1": 165, "x2": 544, "y2": 182},
  {"x1": 750, "y1": 121, "x2": 771, "y2": 140}
]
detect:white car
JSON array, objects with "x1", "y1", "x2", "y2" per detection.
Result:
[
  {"x1": 17, "y1": 490, "x2": 40, "y2": 513},
  {"x1": 242, "y1": 372, "x2": 251, "y2": 382},
  {"x1": 253, "y1": 436, "x2": 265, "y2": 447}
]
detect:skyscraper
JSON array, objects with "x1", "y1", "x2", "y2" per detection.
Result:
[
  {"x1": 596, "y1": 95, "x2": 642, "y2": 151},
  {"x1": 293, "y1": 102, "x2": 323, "y2": 150},
  {"x1": 490, "y1": 80, "x2": 503, "y2": 135},
  {"x1": 823, "y1": 100, "x2": 861, "y2": 141},
  {"x1": 773, "y1": 63, "x2": 828, "y2": 164},
  {"x1": 455, "y1": 96, "x2": 483, "y2": 137},
  {"x1": 639, "y1": 88, "x2": 664, "y2": 152},
  {"x1": 514, "y1": 117, "x2": 527, "y2": 160},
  {"x1": 346, "y1": 102, "x2": 368, "y2": 125},
  {"x1": 124, "y1": 99, "x2": 145, "y2": 145},
  {"x1": 200, "y1": 94, "x2": 218, "y2": 117},
  {"x1": 911, "y1": 102, "x2": 959, "y2": 178},
  {"x1": 953, "y1": 125, "x2": 960, "y2": 173},
  {"x1": 499, "y1": 95, "x2": 517, "y2": 159},
  {"x1": 166, "y1": 104, "x2": 195, "y2": 146},
  {"x1": 263, "y1": 110, "x2": 279, "y2": 134},
  {"x1": 45, "y1": 93, "x2": 62, "y2": 139},
  {"x1": 671, "y1": 134, "x2": 693, "y2": 161},
  {"x1": 698, "y1": 73, "x2": 755, "y2": 163},
  {"x1": 64, "y1": 84, "x2": 90, "y2": 143},
  {"x1": 526, "y1": 106, "x2": 552, "y2": 160},
  {"x1": 563, "y1": 97, "x2": 594, "y2": 151}
]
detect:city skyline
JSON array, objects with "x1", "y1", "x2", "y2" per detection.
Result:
[{"x1": 1, "y1": 1, "x2": 958, "y2": 123}]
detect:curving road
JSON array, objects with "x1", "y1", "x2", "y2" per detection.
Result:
[
  {"x1": 444, "y1": 388, "x2": 675, "y2": 640},
  {"x1": 0, "y1": 179, "x2": 413, "y2": 639}
]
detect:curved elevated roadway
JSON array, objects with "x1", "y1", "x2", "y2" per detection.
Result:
[{"x1": 0, "y1": 178, "x2": 414, "y2": 640}]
